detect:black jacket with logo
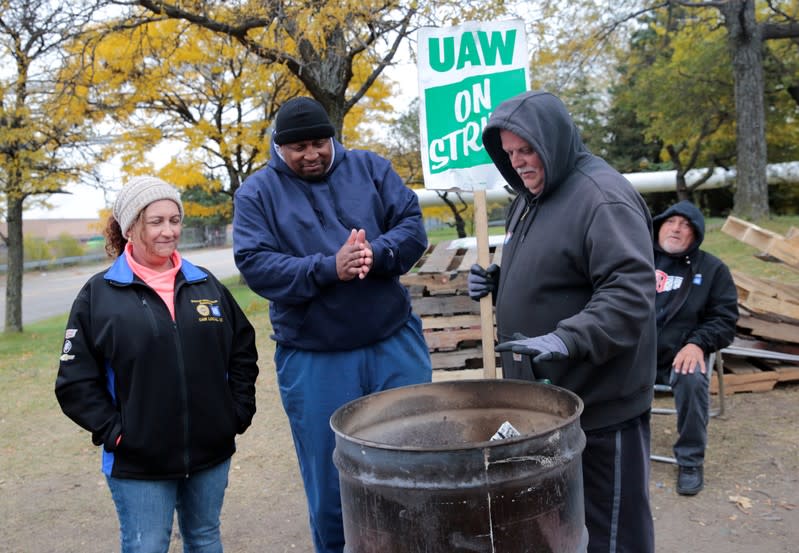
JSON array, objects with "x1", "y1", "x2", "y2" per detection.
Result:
[
  {"x1": 653, "y1": 201, "x2": 738, "y2": 380},
  {"x1": 55, "y1": 254, "x2": 258, "y2": 479}
]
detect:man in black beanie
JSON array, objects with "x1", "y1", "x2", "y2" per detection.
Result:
[
  {"x1": 272, "y1": 96, "x2": 336, "y2": 147},
  {"x1": 232, "y1": 97, "x2": 432, "y2": 553}
]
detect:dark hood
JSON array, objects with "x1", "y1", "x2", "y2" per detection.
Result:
[
  {"x1": 482, "y1": 91, "x2": 590, "y2": 198},
  {"x1": 652, "y1": 200, "x2": 705, "y2": 254}
]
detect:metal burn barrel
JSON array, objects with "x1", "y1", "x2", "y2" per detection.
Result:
[{"x1": 330, "y1": 379, "x2": 587, "y2": 553}]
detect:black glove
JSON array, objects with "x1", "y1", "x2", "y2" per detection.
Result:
[
  {"x1": 495, "y1": 332, "x2": 569, "y2": 363},
  {"x1": 467, "y1": 263, "x2": 500, "y2": 301}
]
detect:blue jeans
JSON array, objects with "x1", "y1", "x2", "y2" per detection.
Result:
[{"x1": 106, "y1": 458, "x2": 231, "y2": 553}]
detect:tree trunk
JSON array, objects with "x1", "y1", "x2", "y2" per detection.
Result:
[
  {"x1": 723, "y1": 0, "x2": 770, "y2": 219},
  {"x1": 675, "y1": 172, "x2": 690, "y2": 202},
  {"x1": 5, "y1": 195, "x2": 24, "y2": 332},
  {"x1": 437, "y1": 191, "x2": 468, "y2": 238},
  {"x1": 323, "y1": 98, "x2": 347, "y2": 140}
]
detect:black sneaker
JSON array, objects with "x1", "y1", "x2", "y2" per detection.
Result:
[{"x1": 677, "y1": 465, "x2": 704, "y2": 496}]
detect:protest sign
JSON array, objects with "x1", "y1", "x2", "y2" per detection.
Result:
[
  {"x1": 417, "y1": 20, "x2": 529, "y2": 378},
  {"x1": 417, "y1": 19, "x2": 529, "y2": 192}
]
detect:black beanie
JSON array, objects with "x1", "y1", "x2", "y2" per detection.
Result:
[{"x1": 273, "y1": 97, "x2": 336, "y2": 145}]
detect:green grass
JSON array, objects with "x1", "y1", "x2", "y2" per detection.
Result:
[
  {"x1": 0, "y1": 278, "x2": 267, "y2": 373},
  {"x1": 4, "y1": 217, "x2": 798, "y2": 361},
  {"x1": 426, "y1": 224, "x2": 506, "y2": 246},
  {"x1": 2, "y1": 217, "x2": 797, "y2": 425}
]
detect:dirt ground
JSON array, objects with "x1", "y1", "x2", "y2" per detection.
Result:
[{"x1": 3, "y1": 364, "x2": 798, "y2": 552}]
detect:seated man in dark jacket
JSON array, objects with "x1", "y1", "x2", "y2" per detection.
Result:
[{"x1": 653, "y1": 200, "x2": 739, "y2": 495}]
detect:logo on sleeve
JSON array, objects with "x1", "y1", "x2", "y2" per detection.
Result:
[{"x1": 60, "y1": 338, "x2": 75, "y2": 361}]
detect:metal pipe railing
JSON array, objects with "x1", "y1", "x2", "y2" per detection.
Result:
[{"x1": 414, "y1": 161, "x2": 799, "y2": 207}]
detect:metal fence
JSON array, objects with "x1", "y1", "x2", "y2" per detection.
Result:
[{"x1": 0, "y1": 238, "x2": 210, "y2": 273}]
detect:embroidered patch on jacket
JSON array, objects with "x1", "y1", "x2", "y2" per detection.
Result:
[
  {"x1": 60, "y1": 338, "x2": 76, "y2": 362},
  {"x1": 65, "y1": 328, "x2": 78, "y2": 339},
  {"x1": 192, "y1": 299, "x2": 224, "y2": 322}
]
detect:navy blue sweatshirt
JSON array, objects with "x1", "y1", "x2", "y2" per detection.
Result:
[{"x1": 232, "y1": 138, "x2": 427, "y2": 351}]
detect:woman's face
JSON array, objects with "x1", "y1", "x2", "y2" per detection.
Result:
[{"x1": 128, "y1": 200, "x2": 182, "y2": 269}]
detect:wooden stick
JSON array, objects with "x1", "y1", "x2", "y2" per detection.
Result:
[{"x1": 474, "y1": 190, "x2": 497, "y2": 378}]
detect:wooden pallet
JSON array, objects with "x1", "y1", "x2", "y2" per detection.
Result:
[
  {"x1": 732, "y1": 270, "x2": 799, "y2": 322},
  {"x1": 712, "y1": 356, "x2": 799, "y2": 394},
  {"x1": 722, "y1": 216, "x2": 799, "y2": 270},
  {"x1": 712, "y1": 341, "x2": 799, "y2": 394},
  {"x1": 717, "y1": 215, "x2": 799, "y2": 391},
  {"x1": 402, "y1": 240, "x2": 502, "y2": 374},
  {"x1": 737, "y1": 307, "x2": 799, "y2": 343}
]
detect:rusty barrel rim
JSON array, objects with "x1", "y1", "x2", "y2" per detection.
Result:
[{"x1": 330, "y1": 378, "x2": 583, "y2": 452}]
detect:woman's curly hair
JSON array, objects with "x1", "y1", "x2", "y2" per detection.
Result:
[{"x1": 103, "y1": 215, "x2": 130, "y2": 258}]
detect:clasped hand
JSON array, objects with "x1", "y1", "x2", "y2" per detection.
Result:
[
  {"x1": 495, "y1": 332, "x2": 569, "y2": 363},
  {"x1": 336, "y1": 229, "x2": 373, "y2": 281}
]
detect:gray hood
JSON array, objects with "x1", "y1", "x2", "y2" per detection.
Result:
[{"x1": 482, "y1": 91, "x2": 590, "y2": 198}]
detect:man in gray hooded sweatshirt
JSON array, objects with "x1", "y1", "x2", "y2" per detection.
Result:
[{"x1": 469, "y1": 91, "x2": 657, "y2": 552}]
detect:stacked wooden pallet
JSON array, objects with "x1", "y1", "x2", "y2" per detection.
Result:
[
  {"x1": 400, "y1": 238, "x2": 502, "y2": 380},
  {"x1": 718, "y1": 216, "x2": 799, "y2": 393}
]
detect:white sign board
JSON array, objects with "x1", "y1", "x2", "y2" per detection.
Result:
[{"x1": 417, "y1": 20, "x2": 529, "y2": 191}]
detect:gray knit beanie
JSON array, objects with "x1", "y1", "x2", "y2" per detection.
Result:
[{"x1": 113, "y1": 176, "x2": 184, "y2": 236}]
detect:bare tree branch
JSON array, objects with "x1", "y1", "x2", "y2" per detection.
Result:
[{"x1": 762, "y1": 21, "x2": 799, "y2": 40}]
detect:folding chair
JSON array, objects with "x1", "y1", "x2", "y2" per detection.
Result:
[{"x1": 650, "y1": 351, "x2": 726, "y2": 464}]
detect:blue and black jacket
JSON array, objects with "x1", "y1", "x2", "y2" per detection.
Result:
[{"x1": 55, "y1": 254, "x2": 258, "y2": 479}]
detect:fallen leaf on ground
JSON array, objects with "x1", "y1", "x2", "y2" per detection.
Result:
[{"x1": 729, "y1": 495, "x2": 753, "y2": 512}]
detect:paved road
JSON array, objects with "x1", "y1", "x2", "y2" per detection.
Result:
[{"x1": 1, "y1": 247, "x2": 239, "y2": 330}]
